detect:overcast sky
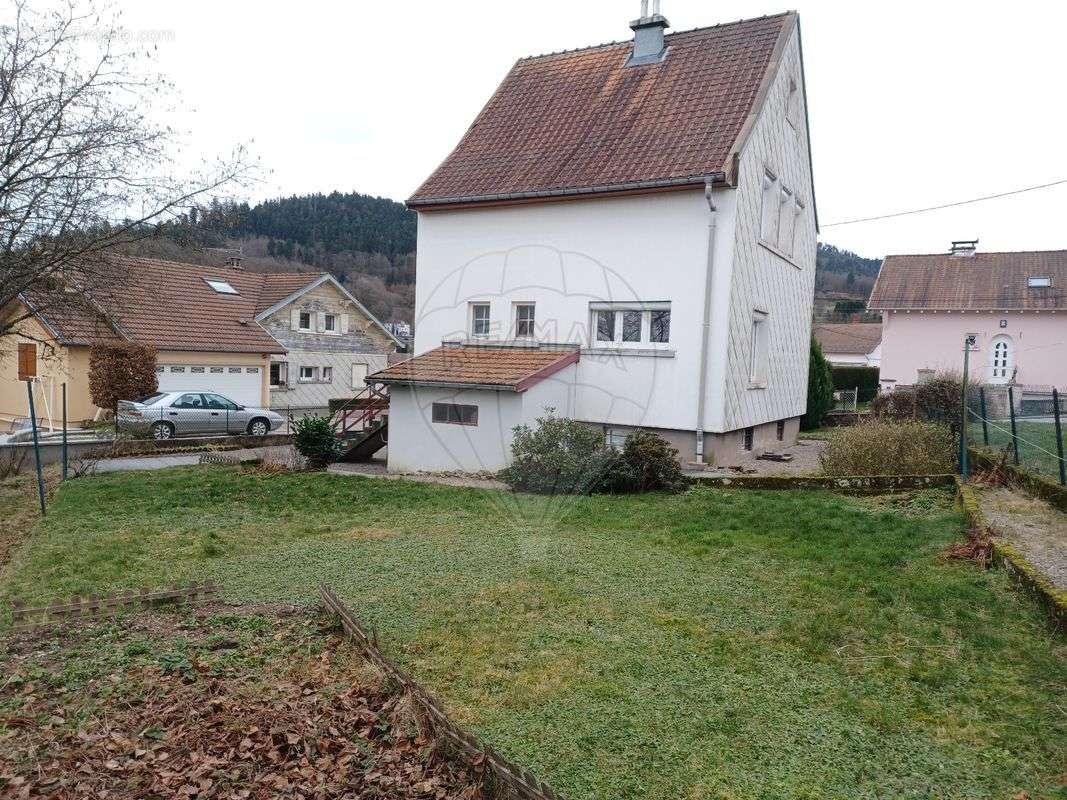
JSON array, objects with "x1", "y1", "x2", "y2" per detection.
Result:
[{"x1": 107, "y1": 0, "x2": 1067, "y2": 259}]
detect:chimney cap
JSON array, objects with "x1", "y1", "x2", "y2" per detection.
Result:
[
  {"x1": 949, "y1": 240, "x2": 978, "y2": 257},
  {"x1": 628, "y1": 1, "x2": 670, "y2": 66}
]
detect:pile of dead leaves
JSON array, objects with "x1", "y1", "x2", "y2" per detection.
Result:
[{"x1": 0, "y1": 607, "x2": 482, "y2": 799}]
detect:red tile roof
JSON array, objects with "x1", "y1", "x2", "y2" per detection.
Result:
[
  {"x1": 409, "y1": 13, "x2": 794, "y2": 208},
  {"x1": 869, "y1": 250, "x2": 1067, "y2": 311},
  {"x1": 813, "y1": 323, "x2": 882, "y2": 355},
  {"x1": 369, "y1": 346, "x2": 579, "y2": 391},
  {"x1": 30, "y1": 258, "x2": 325, "y2": 353}
]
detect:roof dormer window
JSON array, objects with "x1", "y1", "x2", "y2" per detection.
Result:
[
  {"x1": 1028, "y1": 276, "x2": 1052, "y2": 288},
  {"x1": 205, "y1": 278, "x2": 238, "y2": 295}
]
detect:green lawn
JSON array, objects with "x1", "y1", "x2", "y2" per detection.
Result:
[
  {"x1": 2, "y1": 468, "x2": 1065, "y2": 799},
  {"x1": 970, "y1": 419, "x2": 1067, "y2": 483}
]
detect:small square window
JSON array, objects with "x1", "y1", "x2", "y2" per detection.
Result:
[
  {"x1": 299, "y1": 366, "x2": 316, "y2": 382},
  {"x1": 210, "y1": 366, "x2": 224, "y2": 374},
  {"x1": 605, "y1": 428, "x2": 629, "y2": 451},
  {"x1": 228, "y1": 367, "x2": 242, "y2": 374},
  {"x1": 170, "y1": 366, "x2": 186, "y2": 373},
  {"x1": 191, "y1": 366, "x2": 205, "y2": 374},
  {"x1": 471, "y1": 304, "x2": 491, "y2": 337},
  {"x1": 299, "y1": 312, "x2": 312, "y2": 330}
]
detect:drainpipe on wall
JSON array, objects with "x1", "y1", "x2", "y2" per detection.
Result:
[{"x1": 694, "y1": 178, "x2": 718, "y2": 462}]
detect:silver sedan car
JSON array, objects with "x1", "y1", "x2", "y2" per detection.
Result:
[{"x1": 118, "y1": 391, "x2": 286, "y2": 440}]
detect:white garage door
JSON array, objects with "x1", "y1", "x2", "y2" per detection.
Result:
[{"x1": 158, "y1": 365, "x2": 263, "y2": 407}]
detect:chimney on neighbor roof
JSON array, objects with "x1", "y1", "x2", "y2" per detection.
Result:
[
  {"x1": 950, "y1": 240, "x2": 978, "y2": 257},
  {"x1": 627, "y1": 0, "x2": 669, "y2": 66},
  {"x1": 227, "y1": 255, "x2": 243, "y2": 268}
]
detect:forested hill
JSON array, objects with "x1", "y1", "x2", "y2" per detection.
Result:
[
  {"x1": 816, "y1": 243, "x2": 882, "y2": 277},
  {"x1": 236, "y1": 192, "x2": 416, "y2": 259}
]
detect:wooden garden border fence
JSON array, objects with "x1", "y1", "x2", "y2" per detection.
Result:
[
  {"x1": 320, "y1": 584, "x2": 567, "y2": 800},
  {"x1": 11, "y1": 581, "x2": 218, "y2": 630}
]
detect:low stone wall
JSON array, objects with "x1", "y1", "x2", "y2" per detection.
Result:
[
  {"x1": 956, "y1": 478, "x2": 1066, "y2": 632},
  {"x1": 0, "y1": 434, "x2": 294, "y2": 474},
  {"x1": 969, "y1": 447, "x2": 1067, "y2": 514},
  {"x1": 690, "y1": 473, "x2": 955, "y2": 494}
]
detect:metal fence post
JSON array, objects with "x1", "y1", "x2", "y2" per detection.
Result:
[
  {"x1": 1008, "y1": 385, "x2": 1020, "y2": 465},
  {"x1": 25, "y1": 382, "x2": 46, "y2": 515},
  {"x1": 979, "y1": 387, "x2": 989, "y2": 446},
  {"x1": 1053, "y1": 387, "x2": 1066, "y2": 486},
  {"x1": 61, "y1": 382, "x2": 68, "y2": 481}
]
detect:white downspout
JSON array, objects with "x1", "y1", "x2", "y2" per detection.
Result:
[{"x1": 695, "y1": 178, "x2": 718, "y2": 461}]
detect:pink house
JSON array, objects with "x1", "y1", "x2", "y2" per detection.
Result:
[{"x1": 869, "y1": 243, "x2": 1066, "y2": 391}]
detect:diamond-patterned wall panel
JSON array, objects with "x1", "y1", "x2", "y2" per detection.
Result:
[{"x1": 721, "y1": 28, "x2": 817, "y2": 431}]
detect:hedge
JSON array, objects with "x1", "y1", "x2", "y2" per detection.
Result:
[{"x1": 831, "y1": 365, "x2": 880, "y2": 402}]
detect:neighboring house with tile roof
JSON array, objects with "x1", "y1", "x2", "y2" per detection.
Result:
[
  {"x1": 813, "y1": 323, "x2": 882, "y2": 367},
  {"x1": 869, "y1": 243, "x2": 1067, "y2": 390},
  {"x1": 374, "y1": 8, "x2": 817, "y2": 471},
  {"x1": 1, "y1": 257, "x2": 398, "y2": 428}
]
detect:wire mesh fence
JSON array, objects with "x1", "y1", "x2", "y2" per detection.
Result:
[
  {"x1": 831, "y1": 388, "x2": 859, "y2": 412},
  {"x1": 966, "y1": 385, "x2": 1067, "y2": 485}
]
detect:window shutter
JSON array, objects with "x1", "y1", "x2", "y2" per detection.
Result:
[
  {"x1": 290, "y1": 308, "x2": 301, "y2": 330},
  {"x1": 317, "y1": 312, "x2": 327, "y2": 332},
  {"x1": 340, "y1": 314, "x2": 349, "y2": 334}
]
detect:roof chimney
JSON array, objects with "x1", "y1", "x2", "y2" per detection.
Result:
[
  {"x1": 627, "y1": 0, "x2": 669, "y2": 66},
  {"x1": 227, "y1": 256, "x2": 243, "y2": 268},
  {"x1": 950, "y1": 240, "x2": 978, "y2": 257}
]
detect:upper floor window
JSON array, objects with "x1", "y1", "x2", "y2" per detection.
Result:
[
  {"x1": 514, "y1": 303, "x2": 536, "y2": 338},
  {"x1": 298, "y1": 311, "x2": 312, "y2": 331},
  {"x1": 785, "y1": 76, "x2": 801, "y2": 131},
  {"x1": 760, "y1": 170, "x2": 778, "y2": 244},
  {"x1": 591, "y1": 303, "x2": 671, "y2": 348},
  {"x1": 470, "y1": 303, "x2": 491, "y2": 337},
  {"x1": 1028, "y1": 276, "x2": 1052, "y2": 288},
  {"x1": 323, "y1": 313, "x2": 337, "y2": 332}
]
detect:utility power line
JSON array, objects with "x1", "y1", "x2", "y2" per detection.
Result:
[{"x1": 823, "y1": 178, "x2": 1067, "y2": 228}]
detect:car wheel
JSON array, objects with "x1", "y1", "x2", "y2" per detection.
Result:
[
  {"x1": 248, "y1": 419, "x2": 270, "y2": 437},
  {"x1": 151, "y1": 421, "x2": 175, "y2": 440}
]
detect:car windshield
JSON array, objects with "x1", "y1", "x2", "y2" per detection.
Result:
[{"x1": 136, "y1": 393, "x2": 167, "y2": 405}]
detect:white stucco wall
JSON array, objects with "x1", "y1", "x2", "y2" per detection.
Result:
[
  {"x1": 412, "y1": 188, "x2": 740, "y2": 434},
  {"x1": 386, "y1": 364, "x2": 576, "y2": 472},
  {"x1": 723, "y1": 23, "x2": 817, "y2": 431},
  {"x1": 880, "y1": 310, "x2": 1065, "y2": 388}
]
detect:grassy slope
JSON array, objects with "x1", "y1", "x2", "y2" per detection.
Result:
[
  {"x1": 972, "y1": 420, "x2": 1067, "y2": 482},
  {"x1": 2, "y1": 468, "x2": 1065, "y2": 799}
]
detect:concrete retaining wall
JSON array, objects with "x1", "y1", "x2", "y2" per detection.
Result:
[{"x1": 0, "y1": 434, "x2": 294, "y2": 474}]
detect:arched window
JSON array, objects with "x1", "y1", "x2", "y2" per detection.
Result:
[{"x1": 989, "y1": 336, "x2": 1013, "y2": 383}]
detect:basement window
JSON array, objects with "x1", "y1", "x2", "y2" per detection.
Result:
[
  {"x1": 205, "y1": 278, "x2": 238, "y2": 295},
  {"x1": 742, "y1": 427, "x2": 755, "y2": 451},
  {"x1": 432, "y1": 402, "x2": 478, "y2": 426},
  {"x1": 1028, "y1": 276, "x2": 1052, "y2": 288},
  {"x1": 776, "y1": 419, "x2": 785, "y2": 441}
]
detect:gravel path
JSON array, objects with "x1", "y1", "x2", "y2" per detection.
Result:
[
  {"x1": 685, "y1": 438, "x2": 827, "y2": 477},
  {"x1": 980, "y1": 486, "x2": 1067, "y2": 591}
]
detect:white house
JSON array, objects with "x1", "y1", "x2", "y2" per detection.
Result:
[
  {"x1": 370, "y1": 8, "x2": 818, "y2": 471},
  {"x1": 813, "y1": 323, "x2": 882, "y2": 368}
]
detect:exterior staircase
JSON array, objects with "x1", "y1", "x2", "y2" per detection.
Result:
[{"x1": 333, "y1": 384, "x2": 389, "y2": 462}]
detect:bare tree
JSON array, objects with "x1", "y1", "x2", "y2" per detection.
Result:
[{"x1": 0, "y1": 0, "x2": 256, "y2": 344}]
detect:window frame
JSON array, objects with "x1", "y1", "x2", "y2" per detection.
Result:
[
  {"x1": 1028, "y1": 276, "x2": 1052, "y2": 288},
  {"x1": 749, "y1": 310, "x2": 769, "y2": 388},
  {"x1": 323, "y1": 313, "x2": 337, "y2": 333},
  {"x1": 298, "y1": 365, "x2": 317, "y2": 383},
  {"x1": 269, "y1": 362, "x2": 287, "y2": 388},
  {"x1": 470, "y1": 303, "x2": 491, "y2": 338},
  {"x1": 205, "y1": 278, "x2": 239, "y2": 295},
  {"x1": 431, "y1": 402, "x2": 479, "y2": 426},
  {"x1": 589, "y1": 303, "x2": 671, "y2": 349},
  {"x1": 298, "y1": 311, "x2": 312, "y2": 331},
  {"x1": 321, "y1": 366, "x2": 333, "y2": 383},
  {"x1": 513, "y1": 303, "x2": 536, "y2": 339}
]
